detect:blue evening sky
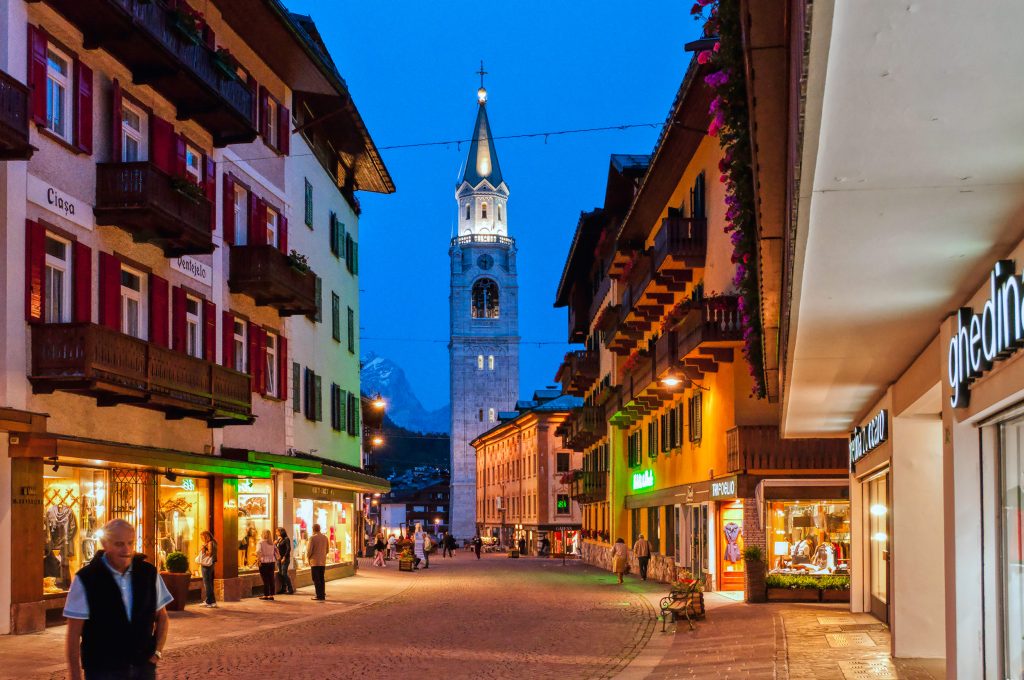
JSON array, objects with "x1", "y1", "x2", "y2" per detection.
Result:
[{"x1": 285, "y1": 1, "x2": 702, "y2": 410}]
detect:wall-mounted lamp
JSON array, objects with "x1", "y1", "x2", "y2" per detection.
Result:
[
  {"x1": 48, "y1": 457, "x2": 60, "y2": 473},
  {"x1": 164, "y1": 469, "x2": 177, "y2": 482}
]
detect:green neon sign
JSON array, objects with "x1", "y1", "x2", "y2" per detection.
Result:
[{"x1": 632, "y1": 470, "x2": 654, "y2": 490}]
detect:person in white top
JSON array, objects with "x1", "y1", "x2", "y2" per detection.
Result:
[{"x1": 256, "y1": 530, "x2": 279, "y2": 601}]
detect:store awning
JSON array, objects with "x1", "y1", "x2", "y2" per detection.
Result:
[
  {"x1": 9, "y1": 433, "x2": 272, "y2": 478},
  {"x1": 242, "y1": 450, "x2": 322, "y2": 474},
  {"x1": 313, "y1": 461, "x2": 390, "y2": 494}
]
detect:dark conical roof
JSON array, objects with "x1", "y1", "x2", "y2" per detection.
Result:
[{"x1": 461, "y1": 100, "x2": 503, "y2": 188}]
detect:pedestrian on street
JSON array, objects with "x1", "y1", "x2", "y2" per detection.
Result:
[
  {"x1": 64, "y1": 518, "x2": 172, "y2": 680},
  {"x1": 423, "y1": 532, "x2": 434, "y2": 569},
  {"x1": 518, "y1": 537, "x2": 527, "y2": 556},
  {"x1": 444, "y1": 533, "x2": 457, "y2": 557},
  {"x1": 540, "y1": 536, "x2": 551, "y2": 556},
  {"x1": 632, "y1": 533, "x2": 652, "y2": 581},
  {"x1": 413, "y1": 524, "x2": 426, "y2": 569},
  {"x1": 306, "y1": 523, "x2": 329, "y2": 600},
  {"x1": 256, "y1": 530, "x2": 279, "y2": 600},
  {"x1": 275, "y1": 528, "x2": 294, "y2": 595},
  {"x1": 611, "y1": 537, "x2": 629, "y2": 584},
  {"x1": 387, "y1": 534, "x2": 397, "y2": 560},
  {"x1": 373, "y1": 532, "x2": 386, "y2": 567},
  {"x1": 473, "y1": 534, "x2": 483, "y2": 559},
  {"x1": 198, "y1": 530, "x2": 217, "y2": 608}
]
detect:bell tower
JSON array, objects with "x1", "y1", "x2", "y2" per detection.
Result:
[{"x1": 449, "y1": 76, "x2": 520, "y2": 541}]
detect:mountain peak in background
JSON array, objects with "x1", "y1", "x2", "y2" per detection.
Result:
[{"x1": 361, "y1": 353, "x2": 450, "y2": 434}]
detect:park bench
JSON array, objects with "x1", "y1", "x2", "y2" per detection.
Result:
[{"x1": 659, "y1": 580, "x2": 705, "y2": 632}]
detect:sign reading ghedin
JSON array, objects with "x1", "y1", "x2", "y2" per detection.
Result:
[
  {"x1": 849, "y1": 409, "x2": 888, "y2": 468},
  {"x1": 948, "y1": 260, "x2": 1024, "y2": 408},
  {"x1": 632, "y1": 470, "x2": 654, "y2": 491}
]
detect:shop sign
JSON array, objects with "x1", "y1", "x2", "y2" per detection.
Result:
[
  {"x1": 170, "y1": 256, "x2": 212, "y2": 286},
  {"x1": 849, "y1": 409, "x2": 888, "y2": 468},
  {"x1": 295, "y1": 482, "x2": 350, "y2": 502},
  {"x1": 28, "y1": 174, "x2": 94, "y2": 230},
  {"x1": 947, "y1": 260, "x2": 1024, "y2": 408},
  {"x1": 181, "y1": 478, "x2": 195, "y2": 491},
  {"x1": 710, "y1": 477, "x2": 737, "y2": 500},
  {"x1": 632, "y1": 470, "x2": 654, "y2": 490}
]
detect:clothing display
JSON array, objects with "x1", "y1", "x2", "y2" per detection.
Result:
[{"x1": 723, "y1": 521, "x2": 741, "y2": 563}]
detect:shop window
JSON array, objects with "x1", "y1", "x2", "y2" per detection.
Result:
[
  {"x1": 237, "y1": 477, "x2": 273, "y2": 572},
  {"x1": 185, "y1": 295, "x2": 202, "y2": 359},
  {"x1": 43, "y1": 467, "x2": 108, "y2": 593},
  {"x1": 120, "y1": 264, "x2": 146, "y2": 339},
  {"x1": 292, "y1": 498, "x2": 353, "y2": 569},
  {"x1": 44, "y1": 233, "x2": 72, "y2": 324},
  {"x1": 720, "y1": 501, "x2": 745, "y2": 591},
  {"x1": 631, "y1": 508, "x2": 640, "y2": 546},
  {"x1": 121, "y1": 100, "x2": 147, "y2": 162},
  {"x1": 1002, "y1": 417, "x2": 1024, "y2": 677},
  {"x1": 766, "y1": 500, "x2": 851, "y2": 576},
  {"x1": 157, "y1": 475, "x2": 210, "y2": 577},
  {"x1": 45, "y1": 46, "x2": 72, "y2": 141}
]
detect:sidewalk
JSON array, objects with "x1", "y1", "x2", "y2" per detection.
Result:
[{"x1": 0, "y1": 567, "x2": 410, "y2": 680}]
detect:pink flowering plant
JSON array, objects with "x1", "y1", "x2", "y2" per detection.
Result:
[{"x1": 692, "y1": 0, "x2": 766, "y2": 398}]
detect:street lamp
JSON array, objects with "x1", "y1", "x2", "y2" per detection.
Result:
[
  {"x1": 371, "y1": 434, "x2": 384, "y2": 447},
  {"x1": 372, "y1": 394, "x2": 386, "y2": 410}
]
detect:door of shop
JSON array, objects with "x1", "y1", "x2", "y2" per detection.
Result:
[
  {"x1": 866, "y1": 470, "x2": 890, "y2": 623},
  {"x1": 687, "y1": 504, "x2": 709, "y2": 583}
]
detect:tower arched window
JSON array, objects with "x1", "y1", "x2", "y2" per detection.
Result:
[
  {"x1": 497, "y1": 204, "x2": 502, "y2": 222},
  {"x1": 477, "y1": 354, "x2": 484, "y2": 370},
  {"x1": 471, "y1": 278, "x2": 500, "y2": 319},
  {"x1": 481, "y1": 202, "x2": 488, "y2": 219},
  {"x1": 488, "y1": 408, "x2": 496, "y2": 423},
  {"x1": 488, "y1": 355, "x2": 495, "y2": 370},
  {"x1": 465, "y1": 203, "x2": 471, "y2": 220}
]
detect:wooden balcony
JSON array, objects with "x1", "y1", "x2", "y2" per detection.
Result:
[
  {"x1": 33, "y1": 0, "x2": 255, "y2": 146},
  {"x1": 653, "y1": 214, "x2": 706, "y2": 281},
  {"x1": 726, "y1": 426, "x2": 847, "y2": 473},
  {"x1": 29, "y1": 323, "x2": 252, "y2": 426},
  {"x1": 0, "y1": 68, "x2": 32, "y2": 160},
  {"x1": 570, "y1": 470, "x2": 609, "y2": 504},
  {"x1": 555, "y1": 350, "x2": 600, "y2": 397},
  {"x1": 557, "y1": 406, "x2": 606, "y2": 451},
  {"x1": 94, "y1": 162, "x2": 213, "y2": 256},
  {"x1": 229, "y1": 245, "x2": 318, "y2": 317}
]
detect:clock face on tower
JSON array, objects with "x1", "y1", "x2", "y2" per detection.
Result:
[{"x1": 477, "y1": 254, "x2": 494, "y2": 271}]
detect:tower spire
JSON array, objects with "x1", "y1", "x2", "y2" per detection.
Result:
[{"x1": 461, "y1": 68, "x2": 503, "y2": 189}]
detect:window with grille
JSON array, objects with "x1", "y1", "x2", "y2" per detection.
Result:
[
  {"x1": 304, "y1": 179, "x2": 313, "y2": 227},
  {"x1": 688, "y1": 393, "x2": 702, "y2": 443}
]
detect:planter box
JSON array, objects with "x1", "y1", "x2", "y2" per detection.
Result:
[
  {"x1": 508, "y1": 550, "x2": 520, "y2": 558},
  {"x1": 398, "y1": 559, "x2": 414, "y2": 572},
  {"x1": 160, "y1": 572, "x2": 191, "y2": 611},
  {"x1": 821, "y1": 589, "x2": 851, "y2": 602},
  {"x1": 766, "y1": 587, "x2": 819, "y2": 602}
]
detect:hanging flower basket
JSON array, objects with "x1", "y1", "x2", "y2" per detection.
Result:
[{"x1": 213, "y1": 48, "x2": 240, "y2": 80}]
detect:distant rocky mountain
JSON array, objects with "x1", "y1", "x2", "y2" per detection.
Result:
[{"x1": 361, "y1": 353, "x2": 450, "y2": 434}]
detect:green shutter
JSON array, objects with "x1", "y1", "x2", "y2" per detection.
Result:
[
  {"x1": 339, "y1": 222, "x2": 347, "y2": 258},
  {"x1": 304, "y1": 179, "x2": 313, "y2": 227},
  {"x1": 292, "y1": 361, "x2": 300, "y2": 412},
  {"x1": 314, "y1": 275, "x2": 322, "y2": 323},
  {"x1": 347, "y1": 307, "x2": 355, "y2": 353},
  {"x1": 332, "y1": 293, "x2": 341, "y2": 341},
  {"x1": 329, "y1": 212, "x2": 338, "y2": 256},
  {"x1": 314, "y1": 373, "x2": 322, "y2": 422},
  {"x1": 339, "y1": 389, "x2": 347, "y2": 432},
  {"x1": 353, "y1": 242, "x2": 358, "y2": 275}
]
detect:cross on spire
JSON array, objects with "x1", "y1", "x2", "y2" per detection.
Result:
[{"x1": 477, "y1": 60, "x2": 488, "y2": 89}]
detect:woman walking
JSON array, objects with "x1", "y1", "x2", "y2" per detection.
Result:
[
  {"x1": 413, "y1": 524, "x2": 426, "y2": 569},
  {"x1": 256, "y1": 529, "x2": 279, "y2": 600},
  {"x1": 275, "y1": 527, "x2": 294, "y2": 595},
  {"x1": 611, "y1": 537, "x2": 629, "y2": 584},
  {"x1": 199, "y1": 531, "x2": 217, "y2": 608},
  {"x1": 373, "y1": 532, "x2": 387, "y2": 567}
]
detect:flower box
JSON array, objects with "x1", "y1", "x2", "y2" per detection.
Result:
[
  {"x1": 160, "y1": 572, "x2": 191, "y2": 611},
  {"x1": 398, "y1": 558, "x2": 414, "y2": 572},
  {"x1": 821, "y1": 588, "x2": 850, "y2": 602},
  {"x1": 766, "y1": 586, "x2": 819, "y2": 602}
]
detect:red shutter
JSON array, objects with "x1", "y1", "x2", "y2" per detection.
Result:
[
  {"x1": 97, "y1": 252, "x2": 120, "y2": 331},
  {"x1": 148, "y1": 273, "x2": 169, "y2": 347},
  {"x1": 222, "y1": 174, "x2": 235, "y2": 245},
  {"x1": 278, "y1": 214, "x2": 288, "y2": 254},
  {"x1": 249, "y1": 197, "x2": 266, "y2": 246},
  {"x1": 73, "y1": 59, "x2": 93, "y2": 154},
  {"x1": 247, "y1": 192, "x2": 257, "y2": 245},
  {"x1": 203, "y1": 299, "x2": 216, "y2": 362},
  {"x1": 278, "y1": 105, "x2": 290, "y2": 155},
  {"x1": 173, "y1": 134, "x2": 187, "y2": 178},
  {"x1": 246, "y1": 320, "x2": 259, "y2": 391},
  {"x1": 247, "y1": 75, "x2": 258, "y2": 127},
  {"x1": 150, "y1": 116, "x2": 174, "y2": 175},
  {"x1": 222, "y1": 310, "x2": 234, "y2": 369},
  {"x1": 27, "y1": 25, "x2": 47, "y2": 126},
  {"x1": 277, "y1": 335, "x2": 287, "y2": 400},
  {"x1": 111, "y1": 79, "x2": 122, "y2": 161},
  {"x1": 24, "y1": 220, "x2": 45, "y2": 323},
  {"x1": 257, "y1": 327, "x2": 267, "y2": 395},
  {"x1": 171, "y1": 285, "x2": 187, "y2": 353},
  {"x1": 203, "y1": 154, "x2": 216, "y2": 231},
  {"x1": 72, "y1": 241, "x2": 92, "y2": 323},
  {"x1": 258, "y1": 86, "x2": 270, "y2": 141}
]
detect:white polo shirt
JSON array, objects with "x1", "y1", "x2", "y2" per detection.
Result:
[{"x1": 63, "y1": 555, "x2": 174, "y2": 622}]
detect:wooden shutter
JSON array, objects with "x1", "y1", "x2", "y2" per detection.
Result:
[
  {"x1": 24, "y1": 220, "x2": 45, "y2": 323},
  {"x1": 278, "y1": 104, "x2": 290, "y2": 155},
  {"x1": 203, "y1": 299, "x2": 216, "y2": 362},
  {"x1": 203, "y1": 155, "x2": 216, "y2": 231},
  {"x1": 248, "y1": 197, "x2": 266, "y2": 246},
  {"x1": 339, "y1": 222, "x2": 347, "y2": 259},
  {"x1": 303, "y1": 367, "x2": 313, "y2": 418},
  {"x1": 173, "y1": 134, "x2": 187, "y2": 178},
  {"x1": 221, "y1": 310, "x2": 234, "y2": 369},
  {"x1": 97, "y1": 252, "x2": 121, "y2": 331},
  {"x1": 258, "y1": 85, "x2": 270, "y2": 141},
  {"x1": 73, "y1": 59, "x2": 93, "y2": 154},
  {"x1": 149, "y1": 116, "x2": 175, "y2": 175},
  {"x1": 222, "y1": 173, "x2": 235, "y2": 245},
  {"x1": 330, "y1": 384, "x2": 338, "y2": 430},
  {"x1": 339, "y1": 388, "x2": 347, "y2": 431},
  {"x1": 292, "y1": 362, "x2": 301, "y2": 412},
  {"x1": 352, "y1": 242, "x2": 358, "y2": 275},
  {"x1": 257, "y1": 327, "x2": 267, "y2": 395},
  {"x1": 278, "y1": 214, "x2": 288, "y2": 254},
  {"x1": 27, "y1": 25, "x2": 47, "y2": 126},
  {"x1": 277, "y1": 335, "x2": 287, "y2": 400},
  {"x1": 171, "y1": 286, "x2": 186, "y2": 352},
  {"x1": 329, "y1": 212, "x2": 338, "y2": 256},
  {"x1": 111, "y1": 79, "x2": 122, "y2": 161},
  {"x1": 72, "y1": 241, "x2": 92, "y2": 323},
  {"x1": 148, "y1": 273, "x2": 169, "y2": 347},
  {"x1": 247, "y1": 320, "x2": 259, "y2": 391},
  {"x1": 314, "y1": 275, "x2": 322, "y2": 323},
  {"x1": 314, "y1": 373, "x2": 322, "y2": 421}
]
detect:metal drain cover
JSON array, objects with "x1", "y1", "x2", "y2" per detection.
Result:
[
  {"x1": 826, "y1": 632, "x2": 877, "y2": 648},
  {"x1": 818, "y1": 615, "x2": 858, "y2": 626},
  {"x1": 837, "y1": 659, "x2": 898, "y2": 680}
]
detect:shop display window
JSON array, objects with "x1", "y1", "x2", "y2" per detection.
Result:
[
  {"x1": 719, "y1": 501, "x2": 745, "y2": 591},
  {"x1": 238, "y1": 478, "x2": 274, "y2": 571},
  {"x1": 292, "y1": 499, "x2": 354, "y2": 569},
  {"x1": 43, "y1": 467, "x2": 108, "y2": 593},
  {"x1": 767, "y1": 500, "x2": 851, "y2": 575},
  {"x1": 156, "y1": 476, "x2": 210, "y2": 577},
  {"x1": 1000, "y1": 417, "x2": 1024, "y2": 678}
]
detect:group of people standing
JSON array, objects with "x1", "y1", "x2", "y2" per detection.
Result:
[{"x1": 370, "y1": 526, "x2": 459, "y2": 569}]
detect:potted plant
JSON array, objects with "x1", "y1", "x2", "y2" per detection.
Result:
[
  {"x1": 819, "y1": 574, "x2": 851, "y2": 602},
  {"x1": 160, "y1": 551, "x2": 192, "y2": 611},
  {"x1": 287, "y1": 250, "x2": 311, "y2": 273},
  {"x1": 170, "y1": 176, "x2": 206, "y2": 204},
  {"x1": 765, "y1": 573, "x2": 821, "y2": 602},
  {"x1": 213, "y1": 47, "x2": 240, "y2": 80},
  {"x1": 168, "y1": 1, "x2": 203, "y2": 45},
  {"x1": 398, "y1": 547, "x2": 414, "y2": 572},
  {"x1": 743, "y1": 545, "x2": 767, "y2": 603},
  {"x1": 670, "y1": 570, "x2": 706, "y2": 619}
]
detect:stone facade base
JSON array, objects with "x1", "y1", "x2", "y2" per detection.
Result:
[
  {"x1": 582, "y1": 540, "x2": 612, "y2": 571},
  {"x1": 10, "y1": 600, "x2": 46, "y2": 634},
  {"x1": 216, "y1": 577, "x2": 242, "y2": 602},
  {"x1": 292, "y1": 563, "x2": 355, "y2": 589},
  {"x1": 582, "y1": 540, "x2": 680, "y2": 585}
]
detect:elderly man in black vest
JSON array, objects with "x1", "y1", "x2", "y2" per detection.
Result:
[{"x1": 64, "y1": 518, "x2": 173, "y2": 680}]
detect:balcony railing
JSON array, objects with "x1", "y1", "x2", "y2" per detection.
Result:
[
  {"x1": 29, "y1": 323, "x2": 252, "y2": 426},
  {"x1": 556, "y1": 350, "x2": 600, "y2": 397},
  {"x1": 726, "y1": 426, "x2": 847, "y2": 473},
  {"x1": 228, "y1": 245, "x2": 318, "y2": 317},
  {"x1": 674, "y1": 296, "x2": 742, "y2": 357},
  {"x1": 35, "y1": 0, "x2": 255, "y2": 146},
  {"x1": 94, "y1": 161, "x2": 213, "y2": 256},
  {"x1": 570, "y1": 470, "x2": 609, "y2": 504},
  {"x1": 653, "y1": 214, "x2": 707, "y2": 276},
  {"x1": 450, "y1": 234, "x2": 515, "y2": 247},
  {"x1": 559, "y1": 406, "x2": 606, "y2": 451},
  {"x1": 0, "y1": 68, "x2": 31, "y2": 160}
]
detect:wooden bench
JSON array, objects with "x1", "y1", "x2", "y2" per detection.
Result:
[{"x1": 659, "y1": 587, "x2": 706, "y2": 632}]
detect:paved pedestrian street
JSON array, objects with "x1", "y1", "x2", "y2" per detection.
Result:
[{"x1": 0, "y1": 555, "x2": 943, "y2": 680}]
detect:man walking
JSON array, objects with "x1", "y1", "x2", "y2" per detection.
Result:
[
  {"x1": 473, "y1": 534, "x2": 483, "y2": 560},
  {"x1": 632, "y1": 533, "x2": 652, "y2": 581},
  {"x1": 64, "y1": 519, "x2": 173, "y2": 680},
  {"x1": 306, "y1": 524, "x2": 329, "y2": 601}
]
